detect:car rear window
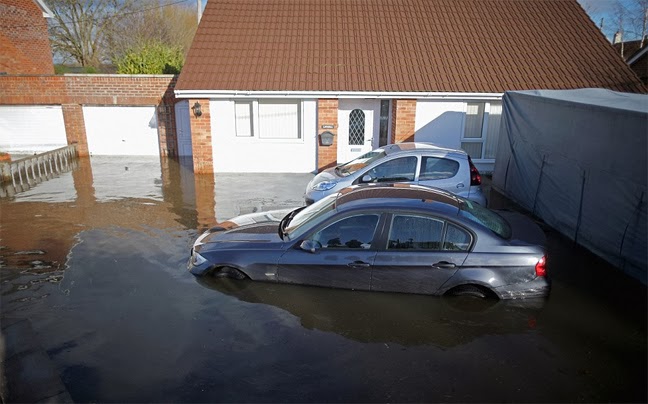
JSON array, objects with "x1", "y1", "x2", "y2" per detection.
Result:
[{"x1": 458, "y1": 200, "x2": 512, "y2": 239}]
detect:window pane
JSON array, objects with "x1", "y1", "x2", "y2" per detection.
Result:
[
  {"x1": 419, "y1": 156, "x2": 460, "y2": 180},
  {"x1": 464, "y1": 103, "x2": 485, "y2": 138},
  {"x1": 379, "y1": 100, "x2": 390, "y2": 146},
  {"x1": 484, "y1": 102, "x2": 502, "y2": 159},
  {"x1": 443, "y1": 224, "x2": 471, "y2": 251},
  {"x1": 235, "y1": 102, "x2": 252, "y2": 137},
  {"x1": 366, "y1": 156, "x2": 417, "y2": 183},
  {"x1": 313, "y1": 215, "x2": 380, "y2": 249},
  {"x1": 349, "y1": 109, "x2": 365, "y2": 145},
  {"x1": 388, "y1": 215, "x2": 444, "y2": 250},
  {"x1": 461, "y1": 142, "x2": 483, "y2": 159},
  {"x1": 258, "y1": 100, "x2": 300, "y2": 139}
]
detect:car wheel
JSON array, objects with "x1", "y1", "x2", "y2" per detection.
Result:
[
  {"x1": 214, "y1": 266, "x2": 247, "y2": 280},
  {"x1": 447, "y1": 284, "x2": 491, "y2": 299}
]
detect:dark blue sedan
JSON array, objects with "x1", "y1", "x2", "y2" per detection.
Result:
[{"x1": 189, "y1": 184, "x2": 549, "y2": 299}]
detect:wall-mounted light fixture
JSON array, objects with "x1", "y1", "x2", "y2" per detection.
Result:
[{"x1": 192, "y1": 101, "x2": 203, "y2": 117}]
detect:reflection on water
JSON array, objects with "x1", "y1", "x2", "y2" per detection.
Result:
[
  {"x1": 198, "y1": 277, "x2": 543, "y2": 348},
  {"x1": 0, "y1": 156, "x2": 646, "y2": 403}
]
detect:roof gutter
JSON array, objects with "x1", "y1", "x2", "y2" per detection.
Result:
[{"x1": 174, "y1": 90, "x2": 503, "y2": 100}]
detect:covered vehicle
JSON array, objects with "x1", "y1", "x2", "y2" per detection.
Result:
[
  {"x1": 304, "y1": 142, "x2": 486, "y2": 206},
  {"x1": 189, "y1": 184, "x2": 549, "y2": 299}
]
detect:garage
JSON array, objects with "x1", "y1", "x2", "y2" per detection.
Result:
[
  {"x1": 0, "y1": 105, "x2": 67, "y2": 154},
  {"x1": 83, "y1": 106, "x2": 160, "y2": 156}
]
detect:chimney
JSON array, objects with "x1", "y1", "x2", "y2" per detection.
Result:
[{"x1": 613, "y1": 30, "x2": 622, "y2": 44}]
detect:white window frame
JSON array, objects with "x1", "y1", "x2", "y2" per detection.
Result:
[
  {"x1": 460, "y1": 101, "x2": 501, "y2": 162},
  {"x1": 233, "y1": 99, "x2": 303, "y2": 143}
]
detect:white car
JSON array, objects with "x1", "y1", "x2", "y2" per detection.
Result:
[{"x1": 305, "y1": 142, "x2": 487, "y2": 205}]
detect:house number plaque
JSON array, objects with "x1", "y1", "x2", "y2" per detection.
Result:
[{"x1": 321, "y1": 124, "x2": 335, "y2": 129}]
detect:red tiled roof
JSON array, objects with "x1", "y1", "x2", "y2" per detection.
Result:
[{"x1": 177, "y1": 0, "x2": 646, "y2": 93}]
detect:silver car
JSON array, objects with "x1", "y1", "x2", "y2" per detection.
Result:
[{"x1": 305, "y1": 142, "x2": 487, "y2": 206}]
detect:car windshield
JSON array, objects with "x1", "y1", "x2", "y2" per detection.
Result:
[
  {"x1": 284, "y1": 193, "x2": 337, "y2": 240},
  {"x1": 458, "y1": 200, "x2": 512, "y2": 239},
  {"x1": 335, "y1": 150, "x2": 386, "y2": 176}
]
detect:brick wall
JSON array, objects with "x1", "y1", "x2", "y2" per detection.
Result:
[
  {"x1": 392, "y1": 99, "x2": 417, "y2": 143},
  {"x1": 188, "y1": 99, "x2": 213, "y2": 174},
  {"x1": 317, "y1": 99, "x2": 339, "y2": 171},
  {"x1": 0, "y1": 0, "x2": 54, "y2": 75},
  {"x1": 0, "y1": 74, "x2": 178, "y2": 157}
]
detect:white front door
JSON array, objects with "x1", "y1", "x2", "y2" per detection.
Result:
[
  {"x1": 337, "y1": 100, "x2": 380, "y2": 164},
  {"x1": 174, "y1": 101, "x2": 192, "y2": 156}
]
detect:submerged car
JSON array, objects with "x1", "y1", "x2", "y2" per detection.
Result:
[
  {"x1": 305, "y1": 142, "x2": 487, "y2": 206},
  {"x1": 189, "y1": 184, "x2": 550, "y2": 300}
]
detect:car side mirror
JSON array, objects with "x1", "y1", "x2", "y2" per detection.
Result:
[
  {"x1": 300, "y1": 240, "x2": 322, "y2": 253},
  {"x1": 361, "y1": 174, "x2": 374, "y2": 183}
]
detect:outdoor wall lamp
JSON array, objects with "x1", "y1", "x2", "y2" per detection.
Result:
[{"x1": 192, "y1": 101, "x2": 203, "y2": 117}]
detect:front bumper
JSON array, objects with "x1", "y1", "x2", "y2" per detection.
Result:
[{"x1": 187, "y1": 248, "x2": 214, "y2": 276}]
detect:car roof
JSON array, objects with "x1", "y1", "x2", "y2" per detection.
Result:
[
  {"x1": 334, "y1": 184, "x2": 461, "y2": 215},
  {"x1": 383, "y1": 142, "x2": 467, "y2": 157}
]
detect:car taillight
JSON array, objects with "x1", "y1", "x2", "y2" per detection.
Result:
[
  {"x1": 468, "y1": 157, "x2": 481, "y2": 186},
  {"x1": 535, "y1": 256, "x2": 547, "y2": 277}
]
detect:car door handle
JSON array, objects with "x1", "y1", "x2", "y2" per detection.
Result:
[
  {"x1": 432, "y1": 261, "x2": 456, "y2": 269},
  {"x1": 347, "y1": 261, "x2": 371, "y2": 268},
  {"x1": 456, "y1": 183, "x2": 465, "y2": 189}
]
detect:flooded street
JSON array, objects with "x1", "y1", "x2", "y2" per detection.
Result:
[{"x1": 1, "y1": 157, "x2": 646, "y2": 403}]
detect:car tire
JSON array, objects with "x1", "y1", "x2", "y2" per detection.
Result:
[
  {"x1": 214, "y1": 266, "x2": 247, "y2": 280},
  {"x1": 448, "y1": 284, "x2": 491, "y2": 299}
]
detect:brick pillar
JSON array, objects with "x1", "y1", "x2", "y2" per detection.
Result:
[
  {"x1": 62, "y1": 104, "x2": 89, "y2": 157},
  {"x1": 317, "y1": 99, "x2": 339, "y2": 171},
  {"x1": 391, "y1": 100, "x2": 417, "y2": 143},
  {"x1": 189, "y1": 99, "x2": 213, "y2": 174},
  {"x1": 156, "y1": 102, "x2": 176, "y2": 157}
]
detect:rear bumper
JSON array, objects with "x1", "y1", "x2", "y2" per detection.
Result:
[{"x1": 495, "y1": 277, "x2": 551, "y2": 299}]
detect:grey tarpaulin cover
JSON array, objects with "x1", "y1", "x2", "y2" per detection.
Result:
[{"x1": 493, "y1": 89, "x2": 648, "y2": 283}]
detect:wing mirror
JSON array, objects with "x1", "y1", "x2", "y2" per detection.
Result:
[
  {"x1": 300, "y1": 240, "x2": 322, "y2": 253},
  {"x1": 361, "y1": 174, "x2": 374, "y2": 183}
]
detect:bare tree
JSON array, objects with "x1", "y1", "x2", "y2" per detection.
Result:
[
  {"x1": 108, "y1": 0, "x2": 198, "y2": 61},
  {"x1": 48, "y1": 0, "x2": 136, "y2": 67}
]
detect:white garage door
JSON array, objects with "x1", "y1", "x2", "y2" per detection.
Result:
[
  {"x1": 0, "y1": 105, "x2": 67, "y2": 154},
  {"x1": 84, "y1": 106, "x2": 160, "y2": 156}
]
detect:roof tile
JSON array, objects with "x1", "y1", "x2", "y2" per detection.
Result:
[{"x1": 177, "y1": 0, "x2": 646, "y2": 93}]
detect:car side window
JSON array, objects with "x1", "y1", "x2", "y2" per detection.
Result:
[
  {"x1": 419, "y1": 157, "x2": 460, "y2": 181},
  {"x1": 363, "y1": 156, "x2": 417, "y2": 183},
  {"x1": 388, "y1": 215, "x2": 444, "y2": 250},
  {"x1": 312, "y1": 214, "x2": 380, "y2": 249},
  {"x1": 443, "y1": 223, "x2": 471, "y2": 251}
]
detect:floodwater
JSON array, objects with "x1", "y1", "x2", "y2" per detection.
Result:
[{"x1": 1, "y1": 156, "x2": 646, "y2": 403}]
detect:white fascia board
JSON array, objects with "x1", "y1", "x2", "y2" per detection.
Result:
[
  {"x1": 627, "y1": 46, "x2": 648, "y2": 65},
  {"x1": 34, "y1": 0, "x2": 54, "y2": 18},
  {"x1": 174, "y1": 90, "x2": 503, "y2": 100}
]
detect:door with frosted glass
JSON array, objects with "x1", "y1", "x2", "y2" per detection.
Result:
[{"x1": 337, "y1": 100, "x2": 380, "y2": 164}]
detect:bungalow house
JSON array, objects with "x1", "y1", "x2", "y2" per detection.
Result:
[{"x1": 175, "y1": 0, "x2": 645, "y2": 174}]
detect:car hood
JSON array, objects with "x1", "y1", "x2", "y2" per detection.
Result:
[
  {"x1": 195, "y1": 208, "x2": 297, "y2": 247},
  {"x1": 197, "y1": 223, "x2": 284, "y2": 247},
  {"x1": 497, "y1": 210, "x2": 547, "y2": 247}
]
